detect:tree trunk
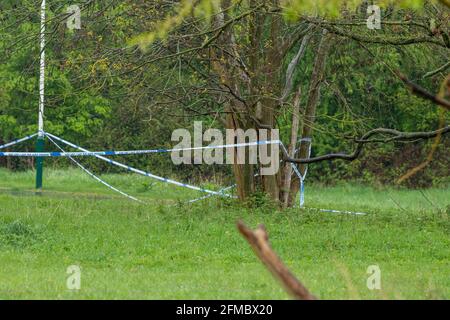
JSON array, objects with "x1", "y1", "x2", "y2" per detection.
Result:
[
  {"x1": 259, "y1": 98, "x2": 280, "y2": 202},
  {"x1": 288, "y1": 30, "x2": 331, "y2": 207},
  {"x1": 226, "y1": 110, "x2": 255, "y2": 200},
  {"x1": 211, "y1": 2, "x2": 256, "y2": 200},
  {"x1": 282, "y1": 87, "x2": 301, "y2": 208},
  {"x1": 258, "y1": 6, "x2": 283, "y2": 203}
]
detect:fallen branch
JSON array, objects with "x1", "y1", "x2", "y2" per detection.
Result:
[{"x1": 237, "y1": 221, "x2": 316, "y2": 300}]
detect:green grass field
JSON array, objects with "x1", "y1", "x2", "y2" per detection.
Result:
[{"x1": 0, "y1": 168, "x2": 448, "y2": 299}]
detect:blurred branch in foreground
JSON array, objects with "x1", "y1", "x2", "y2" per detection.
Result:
[{"x1": 237, "y1": 221, "x2": 316, "y2": 300}]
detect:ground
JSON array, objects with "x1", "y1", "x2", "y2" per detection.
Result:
[{"x1": 0, "y1": 168, "x2": 448, "y2": 299}]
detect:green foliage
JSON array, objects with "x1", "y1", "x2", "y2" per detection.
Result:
[
  {"x1": 0, "y1": 220, "x2": 39, "y2": 248},
  {"x1": 283, "y1": 0, "x2": 431, "y2": 20},
  {"x1": 132, "y1": 0, "x2": 438, "y2": 48},
  {"x1": 129, "y1": 0, "x2": 223, "y2": 49},
  {"x1": 0, "y1": 1, "x2": 448, "y2": 188},
  {"x1": 0, "y1": 4, "x2": 112, "y2": 143}
]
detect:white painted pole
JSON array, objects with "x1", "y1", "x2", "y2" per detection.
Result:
[
  {"x1": 36, "y1": 0, "x2": 46, "y2": 191},
  {"x1": 38, "y1": 0, "x2": 46, "y2": 137}
]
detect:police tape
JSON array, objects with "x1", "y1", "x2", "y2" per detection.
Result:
[
  {"x1": 0, "y1": 133, "x2": 38, "y2": 150},
  {"x1": 279, "y1": 142, "x2": 309, "y2": 208},
  {"x1": 1, "y1": 131, "x2": 367, "y2": 213},
  {"x1": 46, "y1": 135, "x2": 144, "y2": 203},
  {"x1": 188, "y1": 184, "x2": 237, "y2": 203},
  {"x1": 0, "y1": 132, "x2": 304, "y2": 208},
  {"x1": 45, "y1": 132, "x2": 235, "y2": 198},
  {"x1": 0, "y1": 140, "x2": 281, "y2": 157}
]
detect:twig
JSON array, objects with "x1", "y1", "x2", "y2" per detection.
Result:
[
  {"x1": 423, "y1": 61, "x2": 450, "y2": 79},
  {"x1": 396, "y1": 116, "x2": 446, "y2": 184}
]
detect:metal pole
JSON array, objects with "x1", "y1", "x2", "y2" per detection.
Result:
[{"x1": 36, "y1": 0, "x2": 46, "y2": 192}]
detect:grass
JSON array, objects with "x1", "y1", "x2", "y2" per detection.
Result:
[{"x1": 0, "y1": 168, "x2": 448, "y2": 299}]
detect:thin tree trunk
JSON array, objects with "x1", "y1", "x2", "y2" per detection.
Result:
[
  {"x1": 211, "y1": 2, "x2": 255, "y2": 201},
  {"x1": 289, "y1": 30, "x2": 331, "y2": 207},
  {"x1": 259, "y1": 7, "x2": 283, "y2": 203},
  {"x1": 282, "y1": 87, "x2": 301, "y2": 208},
  {"x1": 227, "y1": 110, "x2": 255, "y2": 200}
]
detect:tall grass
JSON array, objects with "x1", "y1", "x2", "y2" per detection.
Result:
[{"x1": 0, "y1": 169, "x2": 448, "y2": 299}]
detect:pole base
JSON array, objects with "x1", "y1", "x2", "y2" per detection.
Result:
[{"x1": 35, "y1": 137, "x2": 45, "y2": 191}]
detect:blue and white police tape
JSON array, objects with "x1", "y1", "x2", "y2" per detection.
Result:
[
  {"x1": 0, "y1": 133, "x2": 38, "y2": 150},
  {"x1": 0, "y1": 139, "x2": 281, "y2": 157},
  {"x1": 188, "y1": 184, "x2": 237, "y2": 203},
  {"x1": 295, "y1": 137, "x2": 312, "y2": 179},
  {"x1": 45, "y1": 132, "x2": 235, "y2": 198},
  {"x1": 311, "y1": 208, "x2": 367, "y2": 215},
  {"x1": 46, "y1": 135, "x2": 144, "y2": 203},
  {"x1": 299, "y1": 180, "x2": 305, "y2": 207},
  {"x1": 1, "y1": 132, "x2": 368, "y2": 213},
  {"x1": 279, "y1": 142, "x2": 307, "y2": 207}
]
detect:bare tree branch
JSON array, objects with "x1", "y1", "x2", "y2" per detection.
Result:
[
  {"x1": 282, "y1": 86, "x2": 301, "y2": 208},
  {"x1": 311, "y1": 23, "x2": 448, "y2": 48},
  {"x1": 423, "y1": 61, "x2": 450, "y2": 79},
  {"x1": 358, "y1": 42, "x2": 450, "y2": 111},
  {"x1": 284, "y1": 126, "x2": 450, "y2": 164},
  {"x1": 280, "y1": 31, "x2": 311, "y2": 102},
  {"x1": 396, "y1": 72, "x2": 450, "y2": 110},
  {"x1": 439, "y1": 0, "x2": 450, "y2": 8}
]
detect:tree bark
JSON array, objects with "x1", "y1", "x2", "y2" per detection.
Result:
[
  {"x1": 289, "y1": 30, "x2": 331, "y2": 206},
  {"x1": 211, "y1": 2, "x2": 256, "y2": 200},
  {"x1": 227, "y1": 110, "x2": 255, "y2": 200},
  {"x1": 281, "y1": 87, "x2": 301, "y2": 208},
  {"x1": 258, "y1": 4, "x2": 284, "y2": 203}
]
